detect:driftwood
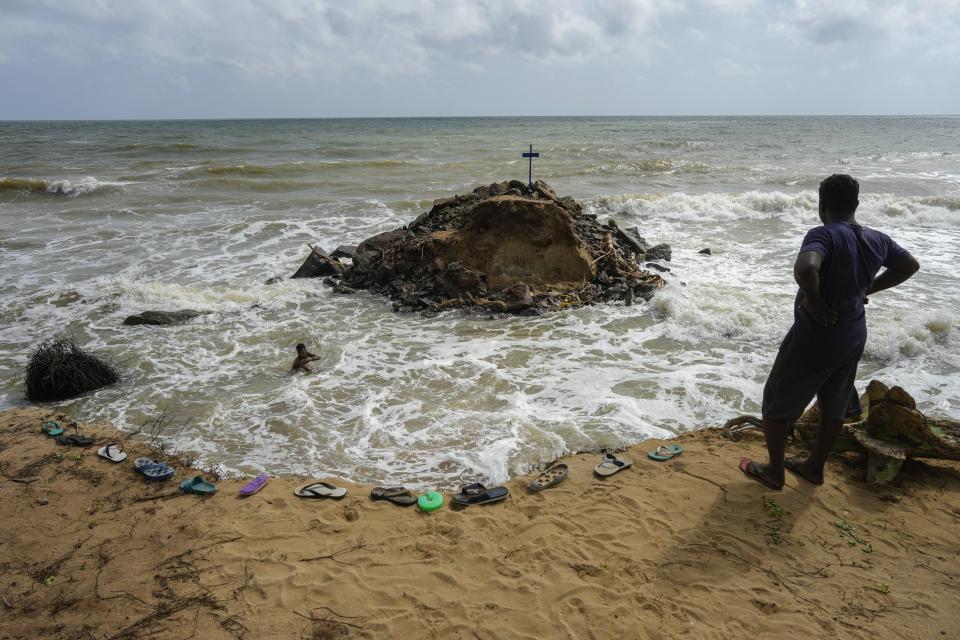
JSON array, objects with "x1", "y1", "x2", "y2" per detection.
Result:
[{"x1": 724, "y1": 380, "x2": 960, "y2": 484}]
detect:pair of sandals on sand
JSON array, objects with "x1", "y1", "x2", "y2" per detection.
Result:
[
  {"x1": 591, "y1": 444, "x2": 685, "y2": 478},
  {"x1": 133, "y1": 456, "x2": 217, "y2": 494},
  {"x1": 42, "y1": 420, "x2": 96, "y2": 447}
]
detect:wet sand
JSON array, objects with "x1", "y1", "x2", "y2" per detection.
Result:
[{"x1": 1, "y1": 406, "x2": 958, "y2": 639}]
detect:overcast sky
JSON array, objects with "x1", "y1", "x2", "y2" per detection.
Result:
[{"x1": 1, "y1": 0, "x2": 958, "y2": 119}]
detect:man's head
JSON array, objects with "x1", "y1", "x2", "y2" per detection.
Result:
[
  {"x1": 296, "y1": 343, "x2": 306, "y2": 354},
  {"x1": 818, "y1": 174, "x2": 859, "y2": 222}
]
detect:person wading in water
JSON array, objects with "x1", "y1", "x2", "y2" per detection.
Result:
[
  {"x1": 291, "y1": 343, "x2": 322, "y2": 373},
  {"x1": 741, "y1": 174, "x2": 920, "y2": 490}
]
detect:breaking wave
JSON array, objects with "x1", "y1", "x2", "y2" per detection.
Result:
[
  {"x1": 587, "y1": 190, "x2": 960, "y2": 228},
  {"x1": 0, "y1": 176, "x2": 123, "y2": 196}
]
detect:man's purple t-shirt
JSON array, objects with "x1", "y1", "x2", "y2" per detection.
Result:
[{"x1": 793, "y1": 222, "x2": 909, "y2": 344}]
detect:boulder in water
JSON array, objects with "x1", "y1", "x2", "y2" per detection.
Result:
[
  {"x1": 291, "y1": 245, "x2": 344, "y2": 279},
  {"x1": 646, "y1": 244, "x2": 672, "y2": 262},
  {"x1": 123, "y1": 309, "x2": 205, "y2": 326}
]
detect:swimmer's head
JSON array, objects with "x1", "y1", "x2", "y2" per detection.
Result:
[{"x1": 296, "y1": 343, "x2": 306, "y2": 353}]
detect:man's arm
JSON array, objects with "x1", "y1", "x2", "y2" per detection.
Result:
[
  {"x1": 867, "y1": 251, "x2": 919, "y2": 296},
  {"x1": 794, "y1": 251, "x2": 837, "y2": 325}
]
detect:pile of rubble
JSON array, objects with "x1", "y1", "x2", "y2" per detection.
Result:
[{"x1": 290, "y1": 180, "x2": 672, "y2": 315}]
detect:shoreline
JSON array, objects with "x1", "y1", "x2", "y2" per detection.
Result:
[{"x1": 2, "y1": 406, "x2": 959, "y2": 639}]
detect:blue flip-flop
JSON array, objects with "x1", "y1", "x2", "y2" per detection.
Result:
[
  {"x1": 180, "y1": 475, "x2": 217, "y2": 495},
  {"x1": 648, "y1": 444, "x2": 684, "y2": 461},
  {"x1": 41, "y1": 420, "x2": 64, "y2": 436},
  {"x1": 134, "y1": 457, "x2": 174, "y2": 481}
]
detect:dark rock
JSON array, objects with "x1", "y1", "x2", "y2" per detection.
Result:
[
  {"x1": 264, "y1": 276, "x2": 283, "y2": 285},
  {"x1": 557, "y1": 197, "x2": 582, "y2": 213},
  {"x1": 291, "y1": 246, "x2": 344, "y2": 279},
  {"x1": 333, "y1": 285, "x2": 356, "y2": 294},
  {"x1": 502, "y1": 283, "x2": 534, "y2": 312},
  {"x1": 123, "y1": 309, "x2": 204, "y2": 326},
  {"x1": 617, "y1": 227, "x2": 649, "y2": 255},
  {"x1": 439, "y1": 262, "x2": 486, "y2": 297},
  {"x1": 508, "y1": 179, "x2": 527, "y2": 191},
  {"x1": 606, "y1": 218, "x2": 619, "y2": 230},
  {"x1": 646, "y1": 243, "x2": 672, "y2": 262},
  {"x1": 532, "y1": 180, "x2": 558, "y2": 201},
  {"x1": 356, "y1": 229, "x2": 411, "y2": 255},
  {"x1": 504, "y1": 188, "x2": 522, "y2": 196},
  {"x1": 332, "y1": 244, "x2": 357, "y2": 260},
  {"x1": 698, "y1": 247, "x2": 712, "y2": 255},
  {"x1": 645, "y1": 262, "x2": 671, "y2": 273},
  {"x1": 582, "y1": 213, "x2": 598, "y2": 221}
]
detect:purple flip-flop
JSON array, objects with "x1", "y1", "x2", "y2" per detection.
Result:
[{"x1": 239, "y1": 474, "x2": 269, "y2": 496}]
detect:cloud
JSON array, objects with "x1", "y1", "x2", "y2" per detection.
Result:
[
  {"x1": 772, "y1": 0, "x2": 960, "y2": 50},
  {"x1": 0, "y1": 0, "x2": 681, "y2": 77}
]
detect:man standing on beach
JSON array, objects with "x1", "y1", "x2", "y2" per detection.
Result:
[{"x1": 741, "y1": 174, "x2": 919, "y2": 490}]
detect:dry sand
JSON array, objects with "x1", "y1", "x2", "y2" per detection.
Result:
[{"x1": 1, "y1": 406, "x2": 958, "y2": 640}]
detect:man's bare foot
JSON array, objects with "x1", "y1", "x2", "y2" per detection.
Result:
[
  {"x1": 739, "y1": 457, "x2": 784, "y2": 490},
  {"x1": 785, "y1": 457, "x2": 824, "y2": 485}
]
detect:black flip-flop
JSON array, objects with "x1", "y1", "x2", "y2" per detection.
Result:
[
  {"x1": 739, "y1": 457, "x2": 782, "y2": 491},
  {"x1": 55, "y1": 434, "x2": 95, "y2": 447},
  {"x1": 371, "y1": 486, "x2": 417, "y2": 506},
  {"x1": 451, "y1": 482, "x2": 509, "y2": 506}
]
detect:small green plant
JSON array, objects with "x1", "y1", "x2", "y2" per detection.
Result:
[
  {"x1": 767, "y1": 524, "x2": 782, "y2": 545},
  {"x1": 875, "y1": 583, "x2": 891, "y2": 594},
  {"x1": 53, "y1": 451, "x2": 64, "y2": 461},
  {"x1": 764, "y1": 497, "x2": 786, "y2": 518},
  {"x1": 43, "y1": 576, "x2": 55, "y2": 586},
  {"x1": 835, "y1": 519, "x2": 873, "y2": 553}
]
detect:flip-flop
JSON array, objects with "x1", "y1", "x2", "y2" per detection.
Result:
[
  {"x1": 417, "y1": 491, "x2": 444, "y2": 512},
  {"x1": 648, "y1": 444, "x2": 683, "y2": 461},
  {"x1": 451, "y1": 482, "x2": 509, "y2": 506},
  {"x1": 294, "y1": 481, "x2": 346, "y2": 499},
  {"x1": 528, "y1": 463, "x2": 569, "y2": 492},
  {"x1": 371, "y1": 486, "x2": 417, "y2": 506},
  {"x1": 41, "y1": 420, "x2": 64, "y2": 436},
  {"x1": 785, "y1": 457, "x2": 823, "y2": 486},
  {"x1": 739, "y1": 457, "x2": 783, "y2": 491},
  {"x1": 134, "y1": 457, "x2": 175, "y2": 481},
  {"x1": 180, "y1": 475, "x2": 217, "y2": 495},
  {"x1": 239, "y1": 474, "x2": 269, "y2": 496},
  {"x1": 97, "y1": 443, "x2": 127, "y2": 463},
  {"x1": 55, "y1": 433, "x2": 95, "y2": 447},
  {"x1": 594, "y1": 451, "x2": 633, "y2": 477}
]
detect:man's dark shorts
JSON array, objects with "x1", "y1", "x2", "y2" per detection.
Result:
[{"x1": 762, "y1": 324, "x2": 865, "y2": 422}]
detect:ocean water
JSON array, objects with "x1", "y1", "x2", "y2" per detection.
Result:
[{"x1": 1, "y1": 116, "x2": 958, "y2": 487}]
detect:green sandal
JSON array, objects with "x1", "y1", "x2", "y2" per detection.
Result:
[{"x1": 648, "y1": 444, "x2": 683, "y2": 461}]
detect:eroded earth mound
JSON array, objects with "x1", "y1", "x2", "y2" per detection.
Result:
[{"x1": 295, "y1": 180, "x2": 670, "y2": 315}]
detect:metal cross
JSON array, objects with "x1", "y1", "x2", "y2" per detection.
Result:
[{"x1": 522, "y1": 144, "x2": 539, "y2": 188}]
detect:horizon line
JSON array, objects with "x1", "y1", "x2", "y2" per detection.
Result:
[{"x1": 1, "y1": 114, "x2": 958, "y2": 123}]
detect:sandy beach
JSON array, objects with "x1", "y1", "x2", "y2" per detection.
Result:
[{"x1": 1, "y1": 406, "x2": 958, "y2": 639}]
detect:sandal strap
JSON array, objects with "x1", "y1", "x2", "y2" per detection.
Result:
[{"x1": 461, "y1": 482, "x2": 486, "y2": 495}]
